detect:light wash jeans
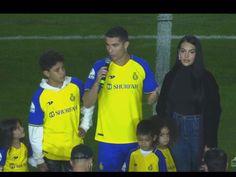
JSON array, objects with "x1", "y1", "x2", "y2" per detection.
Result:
[{"x1": 171, "y1": 112, "x2": 204, "y2": 172}]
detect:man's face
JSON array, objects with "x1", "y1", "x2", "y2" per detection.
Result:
[{"x1": 105, "y1": 37, "x2": 129, "y2": 62}]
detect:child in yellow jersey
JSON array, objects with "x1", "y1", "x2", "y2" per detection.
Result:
[
  {"x1": 122, "y1": 119, "x2": 167, "y2": 172},
  {"x1": 152, "y1": 115, "x2": 178, "y2": 172},
  {"x1": 28, "y1": 50, "x2": 94, "y2": 172},
  {"x1": 0, "y1": 118, "x2": 32, "y2": 172}
]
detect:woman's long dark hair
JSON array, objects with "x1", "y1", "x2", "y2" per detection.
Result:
[{"x1": 171, "y1": 35, "x2": 206, "y2": 112}]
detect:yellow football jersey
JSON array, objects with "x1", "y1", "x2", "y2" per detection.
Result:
[
  {"x1": 158, "y1": 148, "x2": 176, "y2": 172},
  {"x1": 29, "y1": 77, "x2": 84, "y2": 160},
  {"x1": 85, "y1": 56, "x2": 158, "y2": 144},
  {"x1": 3, "y1": 143, "x2": 28, "y2": 172},
  {"x1": 125, "y1": 148, "x2": 167, "y2": 172}
]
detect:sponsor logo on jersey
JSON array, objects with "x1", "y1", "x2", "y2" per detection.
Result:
[
  {"x1": 47, "y1": 101, "x2": 53, "y2": 105},
  {"x1": 29, "y1": 102, "x2": 35, "y2": 113},
  {"x1": 99, "y1": 162, "x2": 104, "y2": 171},
  {"x1": 106, "y1": 84, "x2": 138, "y2": 90},
  {"x1": 48, "y1": 105, "x2": 78, "y2": 118},
  {"x1": 109, "y1": 75, "x2": 115, "y2": 79},
  {"x1": 88, "y1": 68, "x2": 95, "y2": 79}
]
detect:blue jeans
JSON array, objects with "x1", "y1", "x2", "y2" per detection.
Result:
[
  {"x1": 97, "y1": 142, "x2": 138, "y2": 172},
  {"x1": 171, "y1": 112, "x2": 203, "y2": 172}
]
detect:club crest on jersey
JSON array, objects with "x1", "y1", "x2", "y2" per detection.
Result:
[
  {"x1": 70, "y1": 94, "x2": 75, "y2": 101},
  {"x1": 148, "y1": 164, "x2": 153, "y2": 171},
  {"x1": 133, "y1": 72, "x2": 138, "y2": 80}
]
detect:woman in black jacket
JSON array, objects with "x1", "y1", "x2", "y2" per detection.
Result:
[{"x1": 156, "y1": 35, "x2": 221, "y2": 171}]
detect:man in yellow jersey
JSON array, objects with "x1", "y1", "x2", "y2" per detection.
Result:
[
  {"x1": 28, "y1": 50, "x2": 94, "y2": 171},
  {"x1": 83, "y1": 26, "x2": 159, "y2": 171}
]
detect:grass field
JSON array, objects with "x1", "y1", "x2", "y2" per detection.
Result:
[{"x1": 0, "y1": 14, "x2": 235, "y2": 171}]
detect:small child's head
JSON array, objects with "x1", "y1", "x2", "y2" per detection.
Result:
[
  {"x1": 151, "y1": 115, "x2": 177, "y2": 148},
  {"x1": 70, "y1": 144, "x2": 93, "y2": 172},
  {"x1": 136, "y1": 119, "x2": 157, "y2": 151},
  {"x1": 0, "y1": 118, "x2": 25, "y2": 149},
  {"x1": 39, "y1": 50, "x2": 65, "y2": 82},
  {"x1": 203, "y1": 148, "x2": 228, "y2": 172}
]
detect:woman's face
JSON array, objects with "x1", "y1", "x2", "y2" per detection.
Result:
[{"x1": 178, "y1": 41, "x2": 196, "y2": 66}]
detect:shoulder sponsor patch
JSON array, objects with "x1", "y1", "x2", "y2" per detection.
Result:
[
  {"x1": 30, "y1": 102, "x2": 35, "y2": 113},
  {"x1": 88, "y1": 68, "x2": 95, "y2": 79}
]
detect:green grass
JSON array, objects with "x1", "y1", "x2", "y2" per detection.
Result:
[{"x1": 0, "y1": 14, "x2": 236, "y2": 171}]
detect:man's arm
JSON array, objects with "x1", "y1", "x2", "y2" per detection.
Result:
[
  {"x1": 83, "y1": 66, "x2": 107, "y2": 107},
  {"x1": 83, "y1": 84, "x2": 100, "y2": 108},
  {"x1": 146, "y1": 87, "x2": 159, "y2": 105}
]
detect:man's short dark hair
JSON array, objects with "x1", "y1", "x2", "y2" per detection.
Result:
[
  {"x1": 39, "y1": 50, "x2": 64, "y2": 71},
  {"x1": 71, "y1": 144, "x2": 93, "y2": 161},
  {"x1": 204, "y1": 148, "x2": 227, "y2": 172},
  {"x1": 105, "y1": 26, "x2": 129, "y2": 42}
]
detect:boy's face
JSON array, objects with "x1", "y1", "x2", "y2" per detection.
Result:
[
  {"x1": 137, "y1": 134, "x2": 156, "y2": 151},
  {"x1": 44, "y1": 61, "x2": 66, "y2": 87}
]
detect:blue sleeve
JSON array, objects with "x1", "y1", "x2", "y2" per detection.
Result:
[
  {"x1": 155, "y1": 149, "x2": 167, "y2": 172},
  {"x1": 71, "y1": 77, "x2": 84, "y2": 101},
  {"x1": 84, "y1": 58, "x2": 110, "y2": 90},
  {"x1": 0, "y1": 147, "x2": 7, "y2": 166},
  {"x1": 28, "y1": 87, "x2": 44, "y2": 125},
  {"x1": 131, "y1": 55, "x2": 158, "y2": 93}
]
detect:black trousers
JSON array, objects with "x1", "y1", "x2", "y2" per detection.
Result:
[{"x1": 44, "y1": 157, "x2": 71, "y2": 172}]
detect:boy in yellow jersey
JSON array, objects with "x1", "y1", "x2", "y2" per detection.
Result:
[
  {"x1": 122, "y1": 119, "x2": 167, "y2": 172},
  {"x1": 152, "y1": 116, "x2": 177, "y2": 172},
  {"x1": 83, "y1": 26, "x2": 159, "y2": 171},
  {"x1": 28, "y1": 50, "x2": 94, "y2": 172}
]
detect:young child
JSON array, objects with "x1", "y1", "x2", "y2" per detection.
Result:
[
  {"x1": 200, "y1": 148, "x2": 228, "y2": 172},
  {"x1": 0, "y1": 118, "x2": 32, "y2": 172},
  {"x1": 153, "y1": 116, "x2": 177, "y2": 172},
  {"x1": 28, "y1": 50, "x2": 94, "y2": 172},
  {"x1": 122, "y1": 119, "x2": 167, "y2": 172},
  {"x1": 70, "y1": 144, "x2": 93, "y2": 172}
]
